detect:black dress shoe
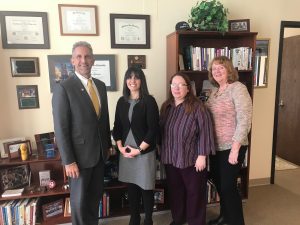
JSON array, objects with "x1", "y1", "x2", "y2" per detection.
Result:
[
  {"x1": 169, "y1": 221, "x2": 183, "y2": 225},
  {"x1": 208, "y1": 215, "x2": 228, "y2": 225}
]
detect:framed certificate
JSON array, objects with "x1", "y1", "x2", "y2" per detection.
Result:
[
  {"x1": 58, "y1": 4, "x2": 99, "y2": 36},
  {"x1": 110, "y1": 14, "x2": 150, "y2": 49},
  {"x1": 0, "y1": 11, "x2": 50, "y2": 49}
]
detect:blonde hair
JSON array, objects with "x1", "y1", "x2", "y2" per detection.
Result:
[{"x1": 208, "y1": 56, "x2": 239, "y2": 87}]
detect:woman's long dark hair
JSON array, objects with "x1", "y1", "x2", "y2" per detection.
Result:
[
  {"x1": 122, "y1": 67, "x2": 149, "y2": 101},
  {"x1": 160, "y1": 72, "x2": 203, "y2": 118}
]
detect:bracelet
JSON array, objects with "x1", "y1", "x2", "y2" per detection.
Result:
[{"x1": 137, "y1": 146, "x2": 143, "y2": 153}]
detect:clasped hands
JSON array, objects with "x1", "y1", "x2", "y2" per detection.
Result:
[{"x1": 119, "y1": 145, "x2": 141, "y2": 158}]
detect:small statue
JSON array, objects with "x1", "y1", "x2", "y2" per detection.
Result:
[{"x1": 20, "y1": 143, "x2": 28, "y2": 161}]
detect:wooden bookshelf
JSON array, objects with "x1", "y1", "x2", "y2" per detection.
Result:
[{"x1": 166, "y1": 30, "x2": 257, "y2": 201}]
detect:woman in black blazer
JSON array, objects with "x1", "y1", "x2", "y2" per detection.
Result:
[{"x1": 113, "y1": 67, "x2": 159, "y2": 225}]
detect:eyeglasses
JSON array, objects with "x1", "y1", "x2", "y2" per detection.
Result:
[{"x1": 170, "y1": 83, "x2": 188, "y2": 88}]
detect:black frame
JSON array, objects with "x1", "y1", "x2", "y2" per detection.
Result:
[
  {"x1": 47, "y1": 54, "x2": 117, "y2": 92},
  {"x1": 10, "y1": 57, "x2": 40, "y2": 77},
  {"x1": 16, "y1": 85, "x2": 40, "y2": 109},
  {"x1": 110, "y1": 14, "x2": 150, "y2": 49},
  {"x1": 0, "y1": 11, "x2": 50, "y2": 49},
  {"x1": 228, "y1": 19, "x2": 250, "y2": 32}
]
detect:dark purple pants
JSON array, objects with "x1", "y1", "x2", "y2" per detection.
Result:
[{"x1": 165, "y1": 164, "x2": 207, "y2": 225}]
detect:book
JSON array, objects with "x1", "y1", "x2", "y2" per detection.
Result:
[{"x1": 1, "y1": 188, "x2": 24, "y2": 197}]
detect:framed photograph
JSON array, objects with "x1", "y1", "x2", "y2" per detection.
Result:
[
  {"x1": 5, "y1": 140, "x2": 32, "y2": 160},
  {"x1": 128, "y1": 55, "x2": 146, "y2": 69},
  {"x1": 58, "y1": 4, "x2": 99, "y2": 36},
  {"x1": 10, "y1": 57, "x2": 40, "y2": 77},
  {"x1": 228, "y1": 19, "x2": 250, "y2": 32},
  {"x1": 34, "y1": 132, "x2": 56, "y2": 156},
  {"x1": 16, "y1": 85, "x2": 39, "y2": 109},
  {"x1": 47, "y1": 54, "x2": 116, "y2": 92},
  {"x1": 42, "y1": 199, "x2": 64, "y2": 221},
  {"x1": 0, "y1": 11, "x2": 50, "y2": 49},
  {"x1": 154, "y1": 188, "x2": 164, "y2": 204},
  {"x1": 0, "y1": 164, "x2": 30, "y2": 190},
  {"x1": 110, "y1": 14, "x2": 150, "y2": 49},
  {"x1": 254, "y1": 38, "x2": 270, "y2": 87},
  {"x1": 0, "y1": 137, "x2": 25, "y2": 159}
]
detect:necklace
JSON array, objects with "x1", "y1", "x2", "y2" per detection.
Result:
[{"x1": 214, "y1": 83, "x2": 229, "y2": 98}]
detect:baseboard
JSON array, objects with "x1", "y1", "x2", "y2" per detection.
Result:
[{"x1": 249, "y1": 177, "x2": 270, "y2": 186}]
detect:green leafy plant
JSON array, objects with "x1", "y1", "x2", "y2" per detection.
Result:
[{"x1": 188, "y1": 0, "x2": 229, "y2": 32}]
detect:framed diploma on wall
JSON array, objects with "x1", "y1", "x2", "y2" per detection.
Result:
[
  {"x1": 110, "y1": 14, "x2": 150, "y2": 49},
  {"x1": 0, "y1": 11, "x2": 50, "y2": 49},
  {"x1": 58, "y1": 4, "x2": 99, "y2": 36}
]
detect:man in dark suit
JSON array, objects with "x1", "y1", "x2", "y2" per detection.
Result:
[{"x1": 52, "y1": 41, "x2": 112, "y2": 225}]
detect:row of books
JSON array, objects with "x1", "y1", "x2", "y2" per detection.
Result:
[
  {"x1": 99, "y1": 192, "x2": 110, "y2": 218},
  {"x1": 0, "y1": 198, "x2": 39, "y2": 225},
  {"x1": 180, "y1": 46, "x2": 253, "y2": 71}
]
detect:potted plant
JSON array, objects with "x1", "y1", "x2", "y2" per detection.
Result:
[{"x1": 188, "y1": 0, "x2": 229, "y2": 32}]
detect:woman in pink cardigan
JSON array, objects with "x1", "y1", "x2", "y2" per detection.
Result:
[{"x1": 206, "y1": 56, "x2": 252, "y2": 225}]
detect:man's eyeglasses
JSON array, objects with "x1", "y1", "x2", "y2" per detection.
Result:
[{"x1": 170, "y1": 83, "x2": 188, "y2": 88}]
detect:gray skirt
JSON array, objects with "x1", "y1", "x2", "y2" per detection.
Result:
[{"x1": 118, "y1": 150, "x2": 156, "y2": 190}]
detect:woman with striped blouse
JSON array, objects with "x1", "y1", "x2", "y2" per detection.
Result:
[{"x1": 160, "y1": 72, "x2": 215, "y2": 225}]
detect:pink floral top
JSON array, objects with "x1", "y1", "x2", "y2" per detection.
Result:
[{"x1": 206, "y1": 81, "x2": 252, "y2": 151}]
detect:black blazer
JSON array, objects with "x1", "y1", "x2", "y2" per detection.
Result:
[
  {"x1": 52, "y1": 74, "x2": 112, "y2": 169},
  {"x1": 112, "y1": 95, "x2": 159, "y2": 154}
]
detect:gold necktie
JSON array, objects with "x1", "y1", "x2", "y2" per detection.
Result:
[{"x1": 87, "y1": 79, "x2": 100, "y2": 116}]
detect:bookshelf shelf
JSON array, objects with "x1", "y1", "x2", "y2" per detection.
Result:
[{"x1": 166, "y1": 30, "x2": 257, "y2": 202}]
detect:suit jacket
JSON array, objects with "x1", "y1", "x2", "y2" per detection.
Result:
[{"x1": 52, "y1": 74, "x2": 112, "y2": 169}]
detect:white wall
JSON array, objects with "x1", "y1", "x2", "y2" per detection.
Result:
[{"x1": 1, "y1": 0, "x2": 300, "y2": 181}]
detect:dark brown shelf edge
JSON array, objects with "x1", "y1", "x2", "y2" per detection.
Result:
[
  {"x1": 0, "y1": 183, "x2": 69, "y2": 201},
  {"x1": 167, "y1": 30, "x2": 258, "y2": 38},
  {"x1": 0, "y1": 155, "x2": 61, "y2": 165}
]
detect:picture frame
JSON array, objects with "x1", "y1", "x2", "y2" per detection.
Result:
[
  {"x1": 5, "y1": 140, "x2": 32, "y2": 160},
  {"x1": 154, "y1": 188, "x2": 164, "y2": 204},
  {"x1": 10, "y1": 57, "x2": 40, "y2": 77},
  {"x1": 254, "y1": 38, "x2": 270, "y2": 87},
  {"x1": 228, "y1": 19, "x2": 250, "y2": 32},
  {"x1": 110, "y1": 14, "x2": 150, "y2": 49},
  {"x1": 58, "y1": 4, "x2": 99, "y2": 36},
  {"x1": 0, "y1": 11, "x2": 50, "y2": 49},
  {"x1": 127, "y1": 55, "x2": 146, "y2": 69},
  {"x1": 42, "y1": 199, "x2": 64, "y2": 221},
  {"x1": 34, "y1": 132, "x2": 56, "y2": 157},
  {"x1": 0, "y1": 164, "x2": 30, "y2": 190},
  {"x1": 47, "y1": 54, "x2": 116, "y2": 92},
  {"x1": 16, "y1": 85, "x2": 39, "y2": 109},
  {"x1": 0, "y1": 137, "x2": 25, "y2": 159}
]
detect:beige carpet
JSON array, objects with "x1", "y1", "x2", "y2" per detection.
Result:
[{"x1": 275, "y1": 156, "x2": 299, "y2": 170}]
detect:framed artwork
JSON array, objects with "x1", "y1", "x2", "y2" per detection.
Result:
[
  {"x1": 127, "y1": 55, "x2": 146, "y2": 69},
  {"x1": 228, "y1": 19, "x2": 250, "y2": 32},
  {"x1": 10, "y1": 57, "x2": 40, "y2": 77},
  {"x1": 254, "y1": 38, "x2": 270, "y2": 87},
  {"x1": 42, "y1": 199, "x2": 64, "y2": 221},
  {"x1": 58, "y1": 4, "x2": 99, "y2": 36},
  {"x1": 0, "y1": 164, "x2": 30, "y2": 190},
  {"x1": 16, "y1": 85, "x2": 40, "y2": 109},
  {"x1": 0, "y1": 11, "x2": 50, "y2": 49},
  {"x1": 5, "y1": 140, "x2": 32, "y2": 160},
  {"x1": 154, "y1": 188, "x2": 164, "y2": 204},
  {"x1": 0, "y1": 137, "x2": 25, "y2": 159},
  {"x1": 34, "y1": 132, "x2": 56, "y2": 156},
  {"x1": 47, "y1": 54, "x2": 116, "y2": 92},
  {"x1": 110, "y1": 14, "x2": 150, "y2": 49}
]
